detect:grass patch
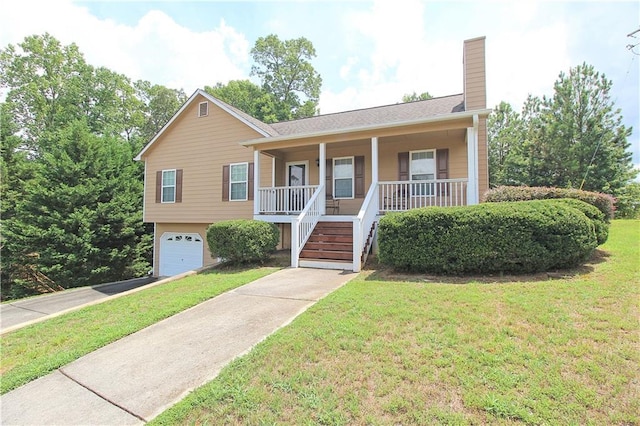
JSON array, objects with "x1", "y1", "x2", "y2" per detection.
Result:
[
  {"x1": 0, "y1": 264, "x2": 282, "y2": 394},
  {"x1": 152, "y1": 220, "x2": 639, "y2": 425}
]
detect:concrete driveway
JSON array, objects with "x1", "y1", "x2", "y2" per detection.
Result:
[
  {"x1": 1, "y1": 268, "x2": 356, "y2": 425},
  {"x1": 0, "y1": 277, "x2": 155, "y2": 333}
]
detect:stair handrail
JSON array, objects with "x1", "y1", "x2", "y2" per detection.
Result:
[
  {"x1": 291, "y1": 184, "x2": 324, "y2": 268},
  {"x1": 354, "y1": 183, "x2": 379, "y2": 272}
]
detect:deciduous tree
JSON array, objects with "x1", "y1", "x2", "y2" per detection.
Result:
[
  {"x1": 401, "y1": 91, "x2": 433, "y2": 102},
  {"x1": 204, "y1": 80, "x2": 278, "y2": 123},
  {"x1": 250, "y1": 34, "x2": 322, "y2": 120}
]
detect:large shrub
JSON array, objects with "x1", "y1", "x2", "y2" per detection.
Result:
[
  {"x1": 378, "y1": 200, "x2": 597, "y2": 274},
  {"x1": 483, "y1": 186, "x2": 615, "y2": 220},
  {"x1": 206, "y1": 220, "x2": 279, "y2": 264},
  {"x1": 548, "y1": 199, "x2": 608, "y2": 245}
]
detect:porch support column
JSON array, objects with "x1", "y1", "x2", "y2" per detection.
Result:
[
  {"x1": 466, "y1": 114, "x2": 479, "y2": 205},
  {"x1": 253, "y1": 149, "x2": 260, "y2": 215},
  {"x1": 371, "y1": 137, "x2": 379, "y2": 184},
  {"x1": 319, "y1": 143, "x2": 326, "y2": 213},
  {"x1": 271, "y1": 156, "x2": 276, "y2": 187}
]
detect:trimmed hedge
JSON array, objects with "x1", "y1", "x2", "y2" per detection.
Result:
[
  {"x1": 206, "y1": 220, "x2": 279, "y2": 264},
  {"x1": 483, "y1": 186, "x2": 615, "y2": 220},
  {"x1": 547, "y1": 199, "x2": 608, "y2": 245},
  {"x1": 378, "y1": 200, "x2": 598, "y2": 274}
]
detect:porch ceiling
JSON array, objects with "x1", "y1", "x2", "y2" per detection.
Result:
[{"x1": 261, "y1": 128, "x2": 466, "y2": 157}]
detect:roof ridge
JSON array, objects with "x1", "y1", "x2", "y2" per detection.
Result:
[{"x1": 272, "y1": 93, "x2": 464, "y2": 126}]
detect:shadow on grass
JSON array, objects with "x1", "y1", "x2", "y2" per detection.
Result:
[{"x1": 363, "y1": 249, "x2": 610, "y2": 284}]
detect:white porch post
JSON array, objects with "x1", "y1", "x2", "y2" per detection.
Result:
[
  {"x1": 371, "y1": 136, "x2": 379, "y2": 213},
  {"x1": 319, "y1": 143, "x2": 326, "y2": 214},
  {"x1": 466, "y1": 114, "x2": 479, "y2": 205},
  {"x1": 253, "y1": 149, "x2": 260, "y2": 215},
  {"x1": 271, "y1": 156, "x2": 276, "y2": 187},
  {"x1": 371, "y1": 137, "x2": 379, "y2": 184},
  {"x1": 291, "y1": 221, "x2": 299, "y2": 268}
]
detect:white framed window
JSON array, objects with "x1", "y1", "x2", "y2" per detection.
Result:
[
  {"x1": 410, "y1": 150, "x2": 436, "y2": 196},
  {"x1": 161, "y1": 169, "x2": 176, "y2": 203},
  {"x1": 333, "y1": 157, "x2": 354, "y2": 199},
  {"x1": 198, "y1": 101, "x2": 208, "y2": 117},
  {"x1": 229, "y1": 162, "x2": 248, "y2": 201}
]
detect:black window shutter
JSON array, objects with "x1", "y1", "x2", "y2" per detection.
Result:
[
  {"x1": 248, "y1": 162, "x2": 254, "y2": 201},
  {"x1": 436, "y1": 149, "x2": 449, "y2": 179},
  {"x1": 325, "y1": 159, "x2": 333, "y2": 197},
  {"x1": 155, "y1": 171, "x2": 162, "y2": 203},
  {"x1": 398, "y1": 152, "x2": 409, "y2": 181},
  {"x1": 355, "y1": 156, "x2": 365, "y2": 198},
  {"x1": 175, "y1": 169, "x2": 183, "y2": 203},
  {"x1": 222, "y1": 165, "x2": 230, "y2": 201}
]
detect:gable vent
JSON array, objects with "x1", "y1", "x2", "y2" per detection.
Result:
[{"x1": 198, "y1": 101, "x2": 208, "y2": 117}]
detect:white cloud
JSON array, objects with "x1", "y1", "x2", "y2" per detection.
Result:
[
  {"x1": 485, "y1": 22, "x2": 571, "y2": 110},
  {"x1": 321, "y1": 0, "x2": 463, "y2": 113},
  {"x1": 0, "y1": 0, "x2": 251, "y2": 94},
  {"x1": 339, "y1": 56, "x2": 359, "y2": 80},
  {"x1": 320, "y1": 0, "x2": 573, "y2": 116}
]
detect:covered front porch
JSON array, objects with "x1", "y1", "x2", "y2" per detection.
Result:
[{"x1": 248, "y1": 113, "x2": 484, "y2": 272}]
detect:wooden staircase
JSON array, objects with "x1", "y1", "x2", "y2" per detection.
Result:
[
  {"x1": 361, "y1": 221, "x2": 377, "y2": 265},
  {"x1": 299, "y1": 221, "x2": 353, "y2": 268}
]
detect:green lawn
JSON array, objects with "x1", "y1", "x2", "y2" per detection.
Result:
[
  {"x1": 152, "y1": 220, "x2": 639, "y2": 425},
  {"x1": 0, "y1": 265, "x2": 281, "y2": 394}
]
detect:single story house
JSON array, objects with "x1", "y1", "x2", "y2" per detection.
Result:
[{"x1": 135, "y1": 36, "x2": 490, "y2": 275}]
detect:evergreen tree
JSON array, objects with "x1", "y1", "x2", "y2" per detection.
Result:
[
  {"x1": 542, "y1": 63, "x2": 634, "y2": 192},
  {"x1": 487, "y1": 63, "x2": 635, "y2": 194},
  {"x1": 4, "y1": 120, "x2": 151, "y2": 293}
]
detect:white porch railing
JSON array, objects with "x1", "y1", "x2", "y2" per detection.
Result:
[
  {"x1": 378, "y1": 179, "x2": 468, "y2": 212},
  {"x1": 258, "y1": 185, "x2": 319, "y2": 214},
  {"x1": 291, "y1": 185, "x2": 323, "y2": 268},
  {"x1": 354, "y1": 183, "x2": 380, "y2": 272}
]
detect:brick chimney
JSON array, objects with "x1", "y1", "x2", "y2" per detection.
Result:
[{"x1": 463, "y1": 36, "x2": 487, "y2": 111}]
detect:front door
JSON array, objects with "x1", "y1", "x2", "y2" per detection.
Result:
[{"x1": 287, "y1": 162, "x2": 308, "y2": 212}]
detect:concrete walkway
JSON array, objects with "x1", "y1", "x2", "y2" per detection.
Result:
[{"x1": 1, "y1": 268, "x2": 356, "y2": 425}]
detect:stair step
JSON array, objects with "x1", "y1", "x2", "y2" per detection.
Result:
[
  {"x1": 300, "y1": 249, "x2": 353, "y2": 261},
  {"x1": 315, "y1": 221, "x2": 352, "y2": 229},
  {"x1": 313, "y1": 225, "x2": 352, "y2": 233},
  {"x1": 308, "y1": 235, "x2": 353, "y2": 243},
  {"x1": 304, "y1": 241, "x2": 353, "y2": 251}
]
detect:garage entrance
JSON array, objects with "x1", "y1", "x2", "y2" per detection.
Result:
[{"x1": 159, "y1": 233, "x2": 204, "y2": 276}]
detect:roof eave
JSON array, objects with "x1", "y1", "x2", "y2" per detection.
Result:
[{"x1": 241, "y1": 108, "x2": 492, "y2": 148}]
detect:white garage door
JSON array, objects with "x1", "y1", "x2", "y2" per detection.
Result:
[{"x1": 159, "y1": 233, "x2": 204, "y2": 276}]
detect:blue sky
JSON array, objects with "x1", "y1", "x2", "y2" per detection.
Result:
[{"x1": 1, "y1": 1, "x2": 639, "y2": 169}]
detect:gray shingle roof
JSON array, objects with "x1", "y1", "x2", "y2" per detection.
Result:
[{"x1": 270, "y1": 94, "x2": 464, "y2": 136}]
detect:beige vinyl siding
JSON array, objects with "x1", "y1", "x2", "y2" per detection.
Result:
[
  {"x1": 326, "y1": 142, "x2": 371, "y2": 214},
  {"x1": 477, "y1": 117, "x2": 489, "y2": 195},
  {"x1": 277, "y1": 223, "x2": 291, "y2": 250},
  {"x1": 463, "y1": 37, "x2": 487, "y2": 111},
  {"x1": 153, "y1": 223, "x2": 214, "y2": 276},
  {"x1": 378, "y1": 130, "x2": 468, "y2": 181},
  {"x1": 142, "y1": 94, "x2": 270, "y2": 223}
]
